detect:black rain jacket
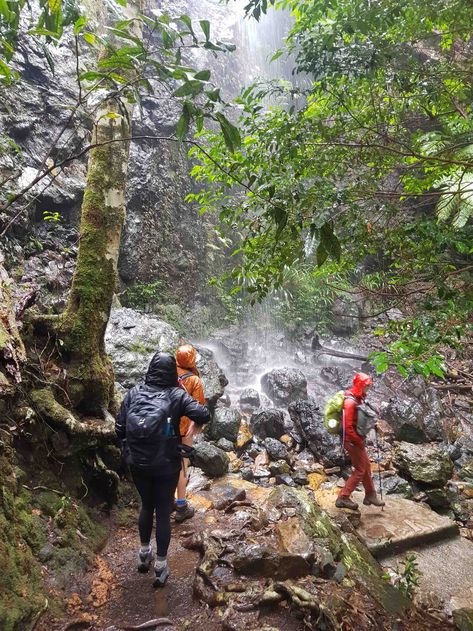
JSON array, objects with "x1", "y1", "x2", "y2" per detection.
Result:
[{"x1": 115, "y1": 352, "x2": 210, "y2": 472}]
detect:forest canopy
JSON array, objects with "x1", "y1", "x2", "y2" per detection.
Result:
[{"x1": 189, "y1": 0, "x2": 473, "y2": 377}]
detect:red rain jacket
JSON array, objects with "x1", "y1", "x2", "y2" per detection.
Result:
[{"x1": 343, "y1": 372, "x2": 373, "y2": 447}]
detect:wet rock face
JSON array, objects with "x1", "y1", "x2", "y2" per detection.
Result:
[
  {"x1": 207, "y1": 407, "x2": 241, "y2": 443},
  {"x1": 239, "y1": 387, "x2": 260, "y2": 413},
  {"x1": 381, "y1": 381, "x2": 444, "y2": 444},
  {"x1": 233, "y1": 543, "x2": 311, "y2": 579},
  {"x1": 260, "y1": 368, "x2": 308, "y2": 407},
  {"x1": 393, "y1": 442, "x2": 453, "y2": 486},
  {"x1": 193, "y1": 441, "x2": 229, "y2": 477},
  {"x1": 288, "y1": 398, "x2": 347, "y2": 467},
  {"x1": 105, "y1": 308, "x2": 227, "y2": 406},
  {"x1": 105, "y1": 308, "x2": 178, "y2": 386},
  {"x1": 249, "y1": 408, "x2": 286, "y2": 440}
]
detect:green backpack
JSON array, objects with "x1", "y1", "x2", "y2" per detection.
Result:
[
  {"x1": 323, "y1": 391, "x2": 345, "y2": 435},
  {"x1": 323, "y1": 391, "x2": 356, "y2": 435}
]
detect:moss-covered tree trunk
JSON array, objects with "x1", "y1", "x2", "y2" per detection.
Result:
[
  {"x1": 0, "y1": 254, "x2": 26, "y2": 395},
  {"x1": 59, "y1": 2, "x2": 143, "y2": 415}
]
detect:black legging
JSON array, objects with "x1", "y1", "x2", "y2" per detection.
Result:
[{"x1": 131, "y1": 468, "x2": 180, "y2": 557}]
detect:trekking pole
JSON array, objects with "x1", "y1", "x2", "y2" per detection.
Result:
[{"x1": 374, "y1": 426, "x2": 384, "y2": 511}]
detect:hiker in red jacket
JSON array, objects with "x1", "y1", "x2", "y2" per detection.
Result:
[{"x1": 336, "y1": 372, "x2": 385, "y2": 511}]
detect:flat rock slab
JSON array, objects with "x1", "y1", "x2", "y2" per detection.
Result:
[
  {"x1": 314, "y1": 487, "x2": 459, "y2": 557},
  {"x1": 383, "y1": 537, "x2": 473, "y2": 615}
]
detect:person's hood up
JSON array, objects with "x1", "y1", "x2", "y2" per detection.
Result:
[
  {"x1": 176, "y1": 344, "x2": 197, "y2": 371},
  {"x1": 145, "y1": 352, "x2": 178, "y2": 387},
  {"x1": 351, "y1": 372, "x2": 373, "y2": 398}
]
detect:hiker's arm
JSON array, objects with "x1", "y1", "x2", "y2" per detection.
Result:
[
  {"x1": 180, "y1": 392, "x2": 210, "y2": 426},
  {"x1": 344, "y1": 399, "x2": 363, "y2": 445},
  {"x1": 115, "y1": 391, "x2": 131, "y2": 440}
]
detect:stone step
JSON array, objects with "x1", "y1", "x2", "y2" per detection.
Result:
[{"x1": 313, "y1": 488, "x2": 459, "y2": 558}]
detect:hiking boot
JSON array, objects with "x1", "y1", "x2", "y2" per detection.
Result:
[
  {"x1": 335, "y1": 496, "x2": 359, "y2": 511},
  {"x1": 137, "y1": 547, "x2": 153, "y2": 573},
  {"x1": 174, "y1": 502, "x2": 195, "y2": 523},
  {"x1": 153, "y1": 561, "x2": 169, "y2": 588},
  {"x1": 363, "y1": 493, "x2": 385, "y2": 507}
]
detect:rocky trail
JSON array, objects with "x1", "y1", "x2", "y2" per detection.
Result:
[{"x1": 30, "y1": 313, "x2": 473, "y2": 631}]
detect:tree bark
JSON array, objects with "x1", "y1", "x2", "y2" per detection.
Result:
[
  {"x1": 59, "y1": 1, "x2": 143, "y2": 414},
  {"x1": 0, "y1": 253, "x2": 26, "y2": 395}
]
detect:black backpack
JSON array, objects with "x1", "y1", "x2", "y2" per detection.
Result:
[{"x1": 123, "y1": 385, "x2": 180, "y2": 473}]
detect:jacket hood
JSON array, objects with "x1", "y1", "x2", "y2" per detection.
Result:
[
  {"x1": 145, "y1": 352, "x2": 178, "y2": 387},
  {"x1": 351, "y1": 372, "x2": 373, "y2": 398},
  {"x1": 176, "y1": 344, "x2": 197, "y2": 371}
]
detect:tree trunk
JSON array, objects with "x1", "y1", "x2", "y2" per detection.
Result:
[
  {"x1": 60, "y1": 2, "x2": 143, "y2": 415},
  {"x1": 0, "y1": 253, "x2": 26, "y2": 395}
]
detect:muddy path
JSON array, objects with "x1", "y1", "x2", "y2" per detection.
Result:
[{"x1": 36, "y1": 505, "x2": 303, "y2": 631}]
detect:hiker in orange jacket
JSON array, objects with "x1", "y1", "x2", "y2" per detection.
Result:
[
  {"x1": 336, "y1": 372, "x2": 385, "y2": 511},
  {"x1": 175, "y1": 344, "x2": 206, "y2": 522}
]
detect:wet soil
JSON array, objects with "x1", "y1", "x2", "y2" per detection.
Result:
[{"x1": 35, "y1": 507, "x2": 304, "y2": 631}]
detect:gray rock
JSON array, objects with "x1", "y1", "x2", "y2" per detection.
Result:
[
  {"x1": 260, "y1": 368, "x2": 308, "y2": 407},
  {"x1": 208, "y1": 407, "x2": 241, "y2": 442},
  {"x1": 249, "y1": 408, "x2": 286, "y2": 440},
  {"x1": 193, "y1": 441, "x2": 229, "y2": 478},
  {"x1": 105, "y1": 309, "x2": 227, "y2": 406},
  {"x1": 288, "y1": 398, "x2": 347, "y2": 467},
  {"x1": 380, "y1": 379, "x2": 444, "y2": 443},
  {"x1": 381, "y1": 475, "x2": 411, "y2": 496},
  {"x1": 269, "y1": 460, "x2": 291, "y2": 476},
  {"x1": 393, "y1": 442, "x2": 453, "y2": 486},
  {"x1": 263, "y1": 437, "x2": 288, "y2": 461},
  {"x1": 239, "y1": 388, "x2": 260, "y2": 413},
  {"x1": 275, "y1": 474, "x2": 296, "y2": 487},
  {"x1": 216, "y1": 437, "x2": 235, "y2": 452},
  {"x1": 293, "y1": 468, "x2": 309, "y2": 486},
  {"x1": 241, "y1": 467, "x2": 254, "y2": 481},
  {"x1": 424, "y1": 487, "x2": 451, "y2": 509}
]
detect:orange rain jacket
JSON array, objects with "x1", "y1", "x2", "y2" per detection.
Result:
[{"x1": 176, "y1": 344, "x2": 206, "y2": 436}]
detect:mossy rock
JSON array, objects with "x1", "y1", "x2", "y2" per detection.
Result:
[
  {"x1": 453, "y1": 608, "x2": 473, "y2": 631},
  {"x1": 265, "y1": 486, "x2": 410, "y2": 616}
]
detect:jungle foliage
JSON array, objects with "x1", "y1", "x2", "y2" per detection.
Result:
[{"x1": 190, "y1": 0, "x2": 473, "y2": 377}]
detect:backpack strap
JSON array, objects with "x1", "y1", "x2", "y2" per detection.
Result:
[{"x1": 179, "y1": 372, "x2": 194, "y2": 381}]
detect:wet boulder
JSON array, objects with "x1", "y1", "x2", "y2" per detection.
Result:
[
  {"x1": 249, "y1": 408, "x2": 286, "y2": 440},
  {"x1": 380, "y1": 379, "x2": 444, "y2": 443},
  {"x1": 393, "y1": 442, "x2": 453, "y2": 486},
  {"x1": 105, "y1": 308, "x2": 178, "y2": 387},
  {"x1": 263, "y1": 437, "x2": 289, "y2": 462},
  {"x1": 193, "y1": 441, "x2": 229, "y2": 478},
  {"x1": 288, "y1": 398, "x2": 347, "y2": 467},
  {"x1": 381, "y1": 475, "x2": 411, "y2": 496},
  {"x1": 208, "y1": 407, "x2": 241, "y2": 443},
  {"x1": 194, "y1": 344, "x2": 229, "y2": 408},
  {"x1": 105, "y1": 308, "x2": 227, "y2": 406},
  {"x1": 261, "y1": 368, "x2": 308, "y2": 407},
  {"x1": 238, "y1": 388, "x2": 261, "y2": 413},
  {"x1": 233, "y1": 543, "x2": 310, "y2": 579}
]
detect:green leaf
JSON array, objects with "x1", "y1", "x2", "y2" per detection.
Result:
[
  {"x1": 194, "y1": 69, "x2": 210, "y2": 81},
  {"x1": 114, "y1": 0, "x2": 128, "y2": 6},
  {"x1": 173, "y1": 80, "x2": 204, "y2": 97},
  {"x1": 0, "y1": 0, "x2": 13, "y2": 22},
  {"x1": 215, "y1": 113, "x2": 241, "y2": 153},
  {"x1": 73, "y1": 16, "x2": 88, "y2": 35},
  {"x1": 200, "y1": 20, "x2": 210, "y2": 41},
  {"x1": 83, "y1": 32, "x2": 96, "y2": 45},
  {"x1": 176, "y1": 102, "x2": 191, "y2": 140}
]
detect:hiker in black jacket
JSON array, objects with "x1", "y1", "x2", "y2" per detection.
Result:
[{"x1": 116, "y1": 351, "x2": 210, "y2": 587}]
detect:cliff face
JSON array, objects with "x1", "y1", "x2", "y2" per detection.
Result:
[{"x1": 0, "y1": 1, "x2": 295, "y2": 319}]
